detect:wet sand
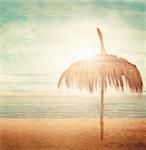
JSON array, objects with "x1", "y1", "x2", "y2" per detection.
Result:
[{"x1": 0, "y1": 118, "x2": 146, "y2": 150}]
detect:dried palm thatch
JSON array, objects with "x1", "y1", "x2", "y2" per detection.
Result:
[
  {"x1": 58, "y1": 27, "x2": 143, "y2": 140},
  {"x1": 58, "y1": 54, "x2": 143, "y2": 93}
]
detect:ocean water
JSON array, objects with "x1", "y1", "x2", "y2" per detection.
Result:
[{"x1": 0, "y1": 95, "x2": 145, "y2": 118}]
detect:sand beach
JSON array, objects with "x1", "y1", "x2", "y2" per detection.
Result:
[{"x1": 0, "y1": 118, "x2": 146, "y2": 150}]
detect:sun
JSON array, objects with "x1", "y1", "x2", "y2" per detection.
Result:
[{"x1": 74, "y1": 49, "x2": 97, "y2": 60}]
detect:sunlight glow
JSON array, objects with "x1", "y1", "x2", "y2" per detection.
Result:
[{"x1": 74, "y1": 49, "x2": 97, "y2": 60}]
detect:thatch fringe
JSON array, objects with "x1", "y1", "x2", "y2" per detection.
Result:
[{"x1": 58, "y1": 55, "x2": 143, "y2": 93}]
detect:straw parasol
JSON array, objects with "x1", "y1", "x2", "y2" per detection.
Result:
[{"x1": 58, "y1": 27, "x2": 143, "y2": 140}]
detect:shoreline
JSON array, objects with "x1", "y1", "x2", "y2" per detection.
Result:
[{"x1": 0, "y1": 118, "x2": 146, "y2": 150}]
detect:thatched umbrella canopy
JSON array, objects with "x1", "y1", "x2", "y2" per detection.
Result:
[{"x1": 58, "y1": 27, "x2": 143, "y2": 140}]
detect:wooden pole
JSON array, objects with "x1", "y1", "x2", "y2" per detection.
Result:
[
  {"x1": 97, "y1": 27, "x2": 106, "y2": 55},
  {"x1": 100, "y1": 84, "x2": 104, "y2": 140},
  {"x1": 97, "y1": 27, "x2": 105, "y2": 140}
]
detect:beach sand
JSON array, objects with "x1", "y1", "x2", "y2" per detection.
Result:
[{"x1": 0, "y1": 118, "x2": 146, "y2": 150}]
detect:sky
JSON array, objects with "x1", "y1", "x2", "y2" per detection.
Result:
[{"x1": 0, "y1": 0, "x2": 145, "y2": 95}]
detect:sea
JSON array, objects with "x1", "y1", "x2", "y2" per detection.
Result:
[{"x1": 0, "y1": 95, "x2": 145, "y2": 118}]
